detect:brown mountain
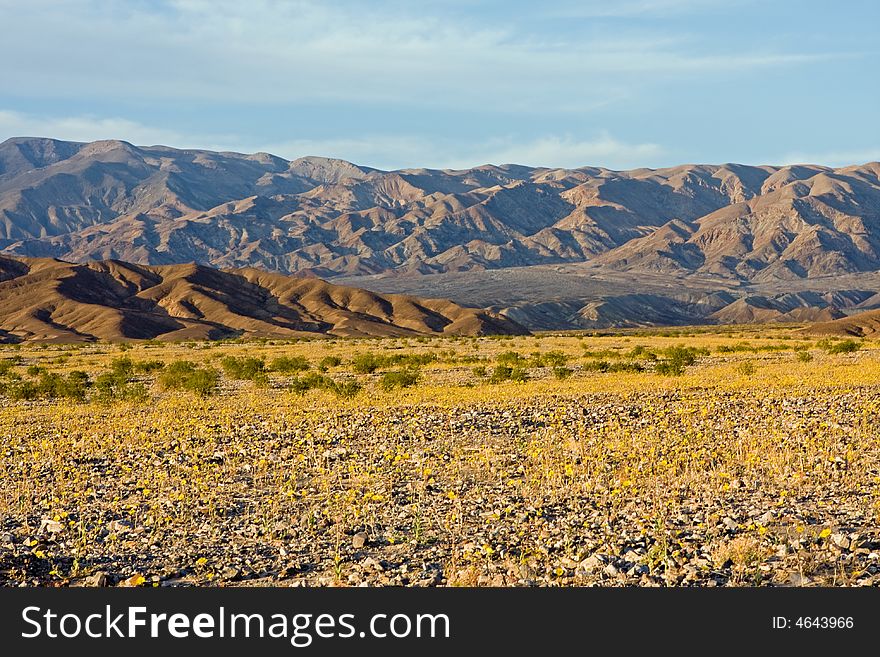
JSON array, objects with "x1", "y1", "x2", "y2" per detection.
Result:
[
  {"x1": 0, "y1": 256, "x2": 526, "y2": 342},
  {"x1": 805, "y1": 308, "x2": 880, "y2": 337},
  {"x1": 2, "y1": 137, "x2": 880, "y2": 329}
]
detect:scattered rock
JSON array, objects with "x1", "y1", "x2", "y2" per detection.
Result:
[
  {"x1": 39, "y1": 518, "x2": 64, "y2": 535},
  {"x1": 351, "y1": 532, "x2": 368, "y2": 549},
  {"x1": 84, "y1": 572, "x2": 110, "y2": 587}
]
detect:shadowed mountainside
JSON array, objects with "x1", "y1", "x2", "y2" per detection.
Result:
[
  {"x1": 2, "y1": 137, "x2": 880, "y2": 329},
  {"x1": 0, "y1": 256, "x2": 526, "y2": 342}
]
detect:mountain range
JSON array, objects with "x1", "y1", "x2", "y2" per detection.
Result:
[
  {"x1": 0, "y1": 255, "x2": 524, "y2": 342},
  {"x1": 2, "y1": 136, "x2": 880, "y2": 330}
]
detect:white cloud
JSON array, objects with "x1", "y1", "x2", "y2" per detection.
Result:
[
  {"x1": 0, "y1": 108, "x2": 665, "y2": 170},
  {"x1": 0, "y1": 0, "x2": 840, "y2": 112},
  {"x1": 442, "y1": 134, "x2": 664, "y2": 170},
  {"x1": 550, "y1": 0, "x2": 748, "y2": 18},
  {"x1": 0, "y1": 110, "x2": 238, "y2": 151},
  {"x1": 254, "y1": 132, "x2": 664, "y2": 170},
  {"x1": 779, "y1": 148, "x2": 880, "y2": 168}
]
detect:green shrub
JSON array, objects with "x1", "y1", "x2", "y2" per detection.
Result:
[
  {"x1": 4, "y1": 370, "x2": 90, "y2": 401},
  {"x1": 132, "y1": 359, "x2": 165, "y2": 373},
  {"x1": 94, "y1": 371, "x2": 148, "y2": 403},
  {"x1": 552, "y1": 366, "x2": 573, "y2": 380},
  {"x1": 654, "y1": 345, "x2": 707, "y2": 376},
  {"x1": 289, "y1": 372, "x2": 361, "y2": 398},
  {"x1": 472, "y1": 365, "x2": 487, "y2": 378},
  {"x1": 26, "y1": 365, "x2": 44, "y2": 377},
  {"x1": 626, "y1": 345, "x2": 657, "y2": 360},
  {"x1": 583, "y1": 360, "x2": 644, "y2": 374},
  {"x1": 159, "y1": 360, "x2": 219, "y2": 396},
  {"x1": 0, "y1": 359, "x2": 16, "y2": 376},
  {"x1": 820, "y1": 339, "x2": 861, "y2": 354},
  {"x1": 318, "y1": 356, "x2": 342, "y2": 370},
  {"x1": 110, "y1": 356, "x2": 134, "y2": 376},
  {"x1": 736, "y1": 361, "x2": 757, "y2": 376},
  {"x1": 6, "y1": 380, "x2": 39, "y2": 400},
  {"x1": 796, "y1": 351, "x2": 813, "y2": 363},
  {"x1": 489, "y1": 365, "x2": 528, "y2": 383},
  {"x1": 379, "y1": 369, "x2": 420, "y2": 391},
  {"x1": 269, "y1": 356, "x2": 310, "y2": 373},
  {"x1": 496, "y1": 351, "x2": 525, "y2": 366},
  {"x1": 220, "y1": 356, "x2": 265, "y2": 380},
  {"x1": 542, "y1": 351, "x2": 568, "y2": 366},
  {"x1": 386, "y1": 353, "x2": 436, "y2": 367},
  {"x1": 654, "y1": 360, "x2": 685, "y2": 376},
  {"x1": 352, "y1": 353, "x2": 383, "y2": 374}
]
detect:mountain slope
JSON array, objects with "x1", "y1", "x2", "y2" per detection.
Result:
[
  {"x1": 3, "y1": 137, "x2": 880, "y2": 330},
  {"x1": 9, "y1": 137, "x2": 878, "y2": 280},
  {"x1": 806, "y1": 307, "x2": 880, "y2": 337},
  {"x1": 0, "y1": 256, "x2": 526, "y2": 342}
]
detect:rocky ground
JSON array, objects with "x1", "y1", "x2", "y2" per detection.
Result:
[{"x1": 2, "y1": 382, "x2": 879, "y2": 587}]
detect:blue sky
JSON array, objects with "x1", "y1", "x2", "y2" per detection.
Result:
[{"x1": 0, "y1": 0, "x2": 877, "y2": 169}]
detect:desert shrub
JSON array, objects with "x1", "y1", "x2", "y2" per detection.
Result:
[
  {"x1": 220, "y1": 356, "x2": 265, "y2": 380},
  {"x1": 333, "y1": 380, "x2": 362, "y2": 398},
  {"x1": 819, "y1": 339, "x2": 861, "y2": 354},
  {"x1": 581, "y1": 348, "x2": 628, "y2": 359},
  {"x1": 6, "y1": 380, "x2": 39, "y2": 400},
  {"x1": 654, "y1": 360, "x2": 684, "y2": 376},
  {"x1": 94, "y1": 358, "x2": 150, "y2": 402},
  {"x1": 110, "y1": 356, "x2": 135, "y2": 375},
  {"x1": 159, "y1": 360, "x2": 219, "y2": 396},
  {"x1": 132, "y1": 359, "x2": 165, "y2": 373},
  {"x1": 379, "y1": 369, "x2": 420, "y2": 391},
  {"x1": 352, "y1": 353, "x2": 383, "y2": 374},
  {"x1": 552, "y1": 366, "x2": 573, "y2": 380},
  {"x1": 496, "y1": 351, "x2": 526, "y2": 366},
  {"x1": 289, "y1": 373, "x2": 333, "y2": 395},
  {"x1": 0, "y1": 359, "x2": 16, "y2": 376},
  {"x1": 626, "y1": 345, "x2": 657, "y2": 360},
  {"x1": 796, "y1": 350, "x2": 813, "y2": 363},
  {"x1": 583, "y1": 360, "x2": 644, "y2": 374},
  {"x1": 472, "y1": 365, "x2": 488, "y2": 378},
  {"x1": 269, "y1": 356, "x2": 310, "y2": 373},
  {"x1": 489, "y1": 365, "x2": 529, "y2": 383},
  {"x1": 289, "y1": 372, "x2": 361, "y2": 398},
  {"x1": 542, "y1": 350, "x2": 568, "y2": 366},
  {"x1": 351, "y1": 351, "x2": 435, "y2": 374},
  {"x1": 736, "y1": 361, "x2": 757, "y2": 376},
  {"x1": 4, "y1": 370, "x2": 90, "y2": 401},
  {"x1": 654, "y1": 345, "x2": 707, "y2": 376},
  {"x1": 318, "y1": 356, "x2": 342, "y2": 370},
  {"x1": 385, "y1": 353, "x2": 436, "y2": 367},
  {"x1": 26, "y1": 365, "x2": 44, "y2": 377},
  {"x1": 716, "y1": 342, "x2": 756, "y2": 354},
  {"x1": 94, "y1": 371, "x2": 148, "y2": 403}
]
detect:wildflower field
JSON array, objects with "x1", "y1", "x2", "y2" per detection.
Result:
[{"x1": 1, "y1": 326, "x2": 879, "y2": 587}]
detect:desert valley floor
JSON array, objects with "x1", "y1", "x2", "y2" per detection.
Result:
[{"x1": 1, "y1": 327, "x2": 879, "y2": 587}]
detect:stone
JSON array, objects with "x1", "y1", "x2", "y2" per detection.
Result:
[
  {"x1": 830, "y1": 533, "x2": 850, "y2": 550},
  {"x1": 107, "y1": 519, "x2": 133, "y2": 534},
  {"x1": 578, "y1": 554, "x2": 605, "y2": 573},
  {"x1": 221, "y1": 567, "x2": 241, "y2": 581},
  {"x1": 351, "y1": 532, "x2": 368, "y2": 549},
  {"x1": 85, "y1": 572, "x2": 110, "y2": 587},
  {"x1": 39, "y1": 518, "x2": 63, "y2": 534},
  {"x1": 787, "y1": 573, "x2": 812, "y2": 586}
]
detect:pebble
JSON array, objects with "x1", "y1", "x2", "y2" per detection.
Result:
[{"x1": 351, "y1": 532, "x2": 368, "y2": 549}]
